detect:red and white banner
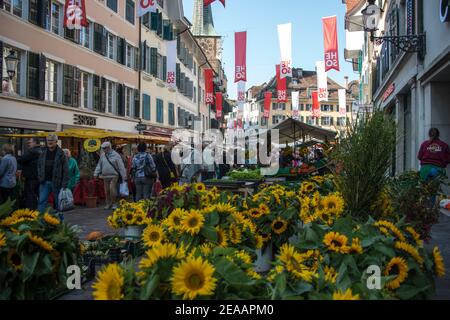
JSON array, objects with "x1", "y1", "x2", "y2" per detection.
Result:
[
  {"x1": 64, "y1": 0, "x2": 88, "y2": 30},
  {"x1": 166, "y1": 40, "x2": 177, "y2": 88},
  {"x1": 204, "y1": 0, "x2": 225, "y2": 7},
  {"x1": 276, "y1": 64, "x2": 287, "y2": 102},
  {"x1": 277, "y1": 23, "x2": 292, "y2": 79},
  {"x1": 235, "y1": 31, "x2": 247, "y2": 83},
  {"x1": 339, "y1": 89, "x2": 347, "y2": 116},
  {"x1": 264, "y1": 92, "x2": 272, "y2": 118},
  {"x1": 316, "y1": 61, "x2": 328, "y2": 102},
  {"x1": 323, "y1": 16, "x2": 340, "y2": 72},
  {"x1": 312, "y1": 91, "x2": 321, "y2": 118},
  {"x1": 204, "y1": 69, "x2": 214, "y2": 104},
  {"x1": 237, "y1": 81, "x2": 245, "y2": 121},
  {"x1": 138, "y1": 0, "x2": 157, "y2": 17},
  {"x1": 292, "y1": 91, "x2": 299, "y2": 119},
  {"x1": 216, "y1": 92, "x2": 223, "y2": 119}
]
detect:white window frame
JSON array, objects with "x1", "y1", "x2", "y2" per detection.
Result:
[
  {"x1": 126, "y1": 43, "x2": 133, "y2": 69},
  {"x1": 80, "y1": 72, "x2": 92, "y2": 109},
  {"x1": 3, "y1": 0, "x2": 24, "y2": 17},
  {"x1": 107, "y1": 33, "x2": 116, "y2": 60},
  {"x1": 44, "y1": 60, "x2": 59, "y2": 103},
  {"x1": 80, "y1": 22, "x2": 91, "y2": 49}
]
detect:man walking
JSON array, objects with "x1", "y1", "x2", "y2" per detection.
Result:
[
  {"x1": 94, "y1": 142, "x2": 126, "y2": 210},
  {"x1": 37, "y1": 134, "x2": 69, "y2": 214},
  {"x1": 17, "y1": 138, "x2": 42, "y2": 209}
]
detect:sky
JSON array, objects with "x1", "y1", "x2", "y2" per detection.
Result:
[{"x1": 182, "y1": 0, "x2": 357, "y2": 99}]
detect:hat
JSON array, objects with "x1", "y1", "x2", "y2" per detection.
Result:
[
  {"x1": 46, "y1": 133, "x2": 58, "y2": 142},
  {"x1": 101, "y1": 141, "x2": 111, "y2": 149}
]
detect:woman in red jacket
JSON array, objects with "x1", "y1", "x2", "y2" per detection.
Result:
[{"x1": 418, "y1": 128, "x2": 450, "y2": 181}]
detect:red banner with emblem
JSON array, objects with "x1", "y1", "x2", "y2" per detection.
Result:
[
  {"x1": 312, "y1": 91, "x2": 321, "y2": 118},
  {"x1": 235, "y1": 31, "x2": 247, "y2": 83},
  {"x1": 264, "y1": 92, "x2": 272, "y2": 118},
  {"x1": 323, "y1": 16, "x2": 340, "y2": 72},
  {"x1": 64, "y1": 0, "x2": 88, "y2": 29},
  {"x1": 215, "y1": 92, "x2": 223, "y2": 119},
  {"x1": 204, "y1": 0, "x2": 225, "y2": 7},
  {"x1": 276, "y1": 65, "x2": 287, "y2": 102},
  {"x1": 204, "y1": 69, "x2": 214, "y2": 104}
]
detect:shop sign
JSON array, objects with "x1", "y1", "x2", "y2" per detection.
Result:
[
  {"x1": 83, "y1": 139, "x2": 101, "y2": 153},
  {"x1": 441, "y1": 0, "x2": 450, "y2": 23},
  {"x1": 382, "y1": 83, "x2": 395, "y2": 102},
  {"x1": 145, "y1": 125, "x2": 173, "y2": 136},
  {"x1": 136, "y1": 123, "x2": 147, "y2": 132},
  {"x1": 73, "y1": 114, "x2": 97, "y2": 126}
]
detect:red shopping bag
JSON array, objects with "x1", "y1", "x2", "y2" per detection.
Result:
[{"x1": 153, "y1": 180, "x2": 162, "y2": 196}]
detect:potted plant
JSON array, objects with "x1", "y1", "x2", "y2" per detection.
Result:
[{"x1": 107, "y1": 200, "x2": 150, "y2": 240}]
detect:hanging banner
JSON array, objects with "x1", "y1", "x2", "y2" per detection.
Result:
[
  {"x1": 138, "y1": 0, "x2": 157, "y2": 17},
  {"x1": 216, "y1": 92, "x2": 223, "y2": 119},
  {"x1": 277, "y1": 23, "x2": 292, "y2": 79},
  {"x1": 204, "y1": 69, "x2": 214, "y2": 104},
  {"x1": 323, "y1": 16, "x2": 340, "y2": 72},
  {"x1": 64, "y1": 0, "x2": 88, "y2": 30},
  {"x1": 237, "y1": 81, "x2": 245, "y2": 121},
  {"x1": 339, "y1": 89, "x2": 347, "y2": 116},
  {"x1": 166, "y1": 40, "x2": 177, "y2": 88},
  {"x1": 264, "y1": 92, "x2": 272, "y2": 118},
  {"x1": 292, "y1": 91, "x2": 299, "y2": 119},
  {"x1": 276, "y1": 64, "x2": 287, "y2": 102},
  {"x1": 316, "y1": 61, "x2": 328, "y2": 102},
  {"x1": 312, "y1": 91, "x2": 321, "y2": 119},
  {"x1": 204, "y1": 0, "x2": 225, "y2": 7},
  {"x1": 235, "y1": 31, "x2": 247, "y2": 83}
]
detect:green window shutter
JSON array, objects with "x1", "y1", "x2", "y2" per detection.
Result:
[
  {"x1": 150, "y1": 47, "x2": 158, "y2": 77},
  {"x1": 134, "y1": 89, "x2": 140, "y2": 119},
  {"x1": 143, "y1": 12, "x2": 150, "y2": 28},
  {"x1": 140, "y1": 41, "x2": 147, "y2": 71},
  {"x1": 143, "y1": 94, "x2": 151, "y2": 120},
  {"x1": 163, "y1": 56, "x2": 167, "y2": 81},
  {"x1": 156, "y1": 99, "x2": 164, "y2": 123},
  {"x1": 176, "y1": 63, "x2": 181, "y2": 89},
  {"x1": 168, "y1": 103, "x2": 174, "y2": 126},
  {"x1": 38, "y1": 53, "x2": 46, "y2": 101},
  {"x1": 150, "y1": 11, "x2": 158, "y2": 31},
  {"x1": 117, "y1": 84, "x2": 125, "y2": 116},
  {"x1": 157, "y1": 12, "x2": 163, "y2": 37}
]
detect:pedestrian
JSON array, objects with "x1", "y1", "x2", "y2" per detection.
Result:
[
  {"x1": 418, "y1": 128, "x2": 450, "y2": 181},
  {"x1": 132, "y1": 142, "x2": 156, "y2": 201},
  {"x1": 0, "y1": 144, "x2": 18, "y2": 204},
  {"x1": 127, "y1": 145, "x2": 138, "y2": 201},
  {"x1": 63, "y1": 149, "x2": 80, "y2": 192},
  {"x1": 17, "y1": 138, "x2": 42, "y2": 209},
  {"x1": 37, "y1": 134, "x2": 69, "y2": 214},
  {"x1": 202, "y1": 144, "x2": 216, "y2": 181},
  {"x1": 154, "y1": 145, "x2": 178, "y2": 189},
  {"x1": 94, "y1": 142, "x2": 127, "y2": 210},
  {"x1": 180, "y1": 147, "x2": 203, "y2": 185}
]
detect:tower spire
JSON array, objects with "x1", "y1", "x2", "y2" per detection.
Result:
[{"x1": 192, "y1": 0, "x2": 218, "y2": 36}]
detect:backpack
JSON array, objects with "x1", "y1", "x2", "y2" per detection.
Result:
[{"x1": 143, "y1": 155, "x2": 157, "y2": 179}]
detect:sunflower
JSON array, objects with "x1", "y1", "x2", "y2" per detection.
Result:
[
  {"x1": 261, "y1": 233, "x2": 271, "y2": 243},
  {"x1": 214, "y1": 203, "x2": 236, "y2": 215},
  {"x1": 323, "y1": 232, "x2": 350, "y2": 254},
  {"x1": 432, "y1": 247, "x2": 445, "y2": 277},
  {"x1": 405, "y1": 227, "x2": 423, "y2": 247},
  {"x1": 181, "y1": 210, "x2": 205, "y2": 236},
  {"x1": 247, "y1": 269, "x2": 262, "y2": 280},
  {"x1": 278, "y1": 244, "x2": 313, "y2": 281},
  {"x1": 92, "y1": 264, "x2": 124, "y2": 300},
  {"x1": 229, "y1": 225, "x2": 242, "y2": 244},
  {"x1": 271, "y1": 218, "x2": 288, "y2": 235},
  {"x1": 139, "y1": 243, "x2": 186, "y2": 270},
  {"x1": 394, "y1": 241, "x2": 424, "y2": 266},
  {"x1": 332, "y1": 288, "x2": 360, "y2": 300},
  {"x1": 11, "y1": 209, "x2": 39, "y2": 219},
  {"x1": 28, "y1": 233, "x2": 54, "y2": 252},
  {"x1": 321, "y1": 194, "x2": 345, "y2": 217},
  {"x1": 324, "y1": 266, "x2": 338, "y2": 284},
  {"x1": 171, "y1": 256, "x2": 217, "y2": 300},
  {"x1": 0, "y1": 231, "x2": 6, "y2": 248},
  {"x1": 299, "y1": 181, "x2": 316, "y2": 196},
  {"x1": 374, "y1": 220, "x2": 406, "y2": 242},
  {"x1": 7, "y1": 249, "x2": 22, "y2": 271},
  {"x1": 310, "y1": 176, "x2": 325, "y2": 185},
  {"x1": 122, "y1": 211, "x2": 136, "y2": 225},
  {"x1": 349, "y1": 238, "x2": 363, "y2": 255},
  {"x1": 254, "y1": 235, "x2": 263, "y2": 249},
  {"x1": 200, "y1": 243, "x2": 214, "y2": 256},
  {"x1": 259, "y1": 203, "x2": 270, "y2": 215},
  {"x1": 215, "y1": 227, "x2": 228, "y2": 247},
  {"x1": 384, "y1": 256, "x2": 409, "y2": 290},
  {"x1": 142, "y1": 224, "x2": 165, "y2": 247},
  {"x1": 247, "y1": 207, "x2": 264, "y2": 219},
  {"x1": 43, "y1": 213, "x2": 60, "y2": 226},
  {"x1": 166, "y1": 208, "x2": 186, "y2": 232},
  {"x1": 235, "y1": 250, "x2": 253, "y2": 265},
  {"x1": 193, "y1": 183, "x2": 207, "y2": 193}
]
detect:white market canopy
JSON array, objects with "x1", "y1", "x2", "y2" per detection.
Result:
[{"x1": 272, "y1": 118, "x2": 337, "y2": 145}]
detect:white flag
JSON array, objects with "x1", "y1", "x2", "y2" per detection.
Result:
[
  {"x1": 339, "y1": 89, "x2": 347, "y2": 116},
  {"x1": 277, "y1": 23, "x2": 292, "y2": 79},
  {"x1": 237, "y1": 81, "x2": 246, "y2": 120},
  {"x1": 166, "y1": 40, "x2": 177, "y2": 88},
  {"x1": 316, "y1": 61, "x2": 328, "y2": 102},
  {"x1": 138, "y1": 0, "x2": 157, "y2": 17},
  {"x1": 292, "y1": 91, "x2": 299, "y2": 119}
]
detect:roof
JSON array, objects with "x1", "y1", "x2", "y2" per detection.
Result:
[{"x1": 272, "y1": 118, "x2": 337, "y2": 145}]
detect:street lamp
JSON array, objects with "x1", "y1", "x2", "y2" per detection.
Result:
[
  {"x1": 361, "y1": 0, "x2": 426, "y2": 57},
  {"x1": 5, "y1": 50, "x2": 19, "y2": 80}
]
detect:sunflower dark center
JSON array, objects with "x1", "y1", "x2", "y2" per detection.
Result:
[
  {"x1": 331, "y1": 240, "x2": 343, "y2": 247},
  {"x1": 186, "y1": 272, "x2": 204, "y2": 290},
  {"x1": 173, "y1": 216, "x2": 181, "y2": 225},
  {"x1": 11, "y1": 253, "x2": 21, "y2": 265},
  {"x1": 274, "y1": 221, "x2": 284, "y2": 230},
  {"x1": 188, "y1": 218, "x2": 198, "y2": 228},
  {"x1": 150, "y1": 232, "x2": 160, "y2": 241}
]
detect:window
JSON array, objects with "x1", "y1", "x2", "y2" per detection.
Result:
[
  {"x1": 117, "y1": 38, "x2": 125, "y2": 65},
  {"x1": 80, "y1": 23, "x2": 91, "y2": 49},
  {"x1": 107, "y1": 0, "x2": 118, "y2": 12},
  {"x1": 157, "y1": 53, "x2": 163, "y2": 79},
  {"x1": 80, "y1": 72, "x2": 91, "y2": 109},
  {"x1": 28, "y1": 0, "x2": 39, "y2": 26},
  {"x1": 321, "y1": 117, "x2": 333, "y2": 126},
  {"x1": 45, "y1": 60, "x2": 58, "y2": 103},
  {"x1": 93, "y1": 23, "x2": 107, "y2": 56},
  {"x1": 305, "y1": 104, "x2": 312, "y2": 111},
  {"x1": 3, "y1": 46, "x2": 22, "y2": 95},
  {"x1": 272, "y1": 103, "x2": 277, "y2": 110},
  {"x1": 156, "y1": 98, "x2": 164, "y2": 123},
  {"x1": 346, "y1": 105, "x2": 350, "y2": 113},
  {"x1": 126, "y1": 44, "x2": 133, "y2": 68},
  {"x1": 125, "y1": 87, "x2": 134, "y2": 117},
  {"x1": 107, "y1": 34, "x2": 115, "y2": 60},
  {"x1": 143, "y1": 94, "x2": 151, "y2": 120},
  {"x1": 337, "y1": 117, "x2": 347, "y2": 126},
  {"x1": 63, "y1": 65, "x2": 80, "y2": 107},
  {"x1": 125, "y1": 0, "x2": 135, "y2": 25},
  {"x1": 49, "y1": 1, "x2": 61, "y2": 35},
  {"x1": 193, "y1": 87, "x2": 197, "y2": 103},
  {"x1": 306, "y1": 116, "x2": 315, "y2": 125},
  {"x1": 272, "y1": 115, "x2": 283, "y2": 125},
  {"x1": 3, "y1": 0, "x2": 23, "y2": 17},
  {"x1": 106, "y1": 81, "x2": 115, "y2": 114},
  {"x1": 168, "y1": 103, "x2": 175, "y2": 126},
  {"x1": 27, "y1": 52, "x2": 40, "y2": 99},
  {"x1": 321, "y1": 104, "x2": 331, "y2": 112}
]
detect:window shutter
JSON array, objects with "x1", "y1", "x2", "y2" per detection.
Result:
[
  {"x1": 157, "y1": 12, "x2": 163, "y2": 37},
  {"x1": 134, "y1": 46, "x2": 139, "y2": 71},
  {"x1": 121, "y1": 38, "x2": 127, "y2": 65},
  {"x1": 140, "y1": 41, "x2": 147, "y2": 70},
  {"x1": 117, "y1": 84, "x2": 125, "y2": 116},
  {"x1": 100, "y1": 77, "x2": 106, "y2": 113},
  {"x1": 150, "y1": 11, "x2": 158, "y2": 31},
  {"x1": 93, "y1": 23, "x2": 102, "y2": 54},
  {"x1": 0, "y1": 41, "x2": 3, "y2": 94},
  {"x1": 143, "y1": 94, "x2": 151, "y2": 120},
  {"x1": 162, "y1": 56, "x2": 167, "y2": 81},
  {"x1": 177, "y1": 35, "x2": 181, "y2": 56},
  {"x1": 38, "y1": 54, "x2": 46, "y2": 101},
  {"x1": 39, "y1": 0, "x2": 49, "y2": 29},
  {"x1": 134, "y1": 89, "x2": 140, "y2": 119},
  {"x1": 163, "y1": 20, "x2": 170, "y2": 40},
  {"x1": 74, "y1": 68, "x2": 81, "y2": 107},
  {"x1": 143, "y1": 12, "x2": 150, "y2": 28},
  {"x1": 101, "y1": 26, "x2": 107, "y2": 56},
  {"x1": 150, "y1": 47, "x2": 158, "y2": 77},
  {"x1": 176, "y1": 63, "x2": 181, "y2": 89}
]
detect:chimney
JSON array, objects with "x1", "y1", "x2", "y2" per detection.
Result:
[{"x1": 344, "y1": 76, "x2": 349, "y2": 90}]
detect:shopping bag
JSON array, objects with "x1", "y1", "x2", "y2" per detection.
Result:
[
  {"x1": 153, "y1": 180, "x2": 162, "y2": 196},
  {"x1": 119, "y1": 182, "x2": 129, "y2": 197},
  {"x1": 58, "y1": 188, "x2": 74, "y2": 212}
]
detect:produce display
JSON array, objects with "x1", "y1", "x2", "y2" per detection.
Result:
[{"x1": 227, "y1": 169, "x2": 263, "y2": 181}]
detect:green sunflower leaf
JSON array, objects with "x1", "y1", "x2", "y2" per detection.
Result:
[
  {"x1": 23, "y1": 251, "x2": 40, "y2": 281},
  {"x1": 201, "y1": 226, "x2": 218, "y2": 243},
  {"x1": 140, "y1": 274, "x2": 160, "y2": 300}
]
